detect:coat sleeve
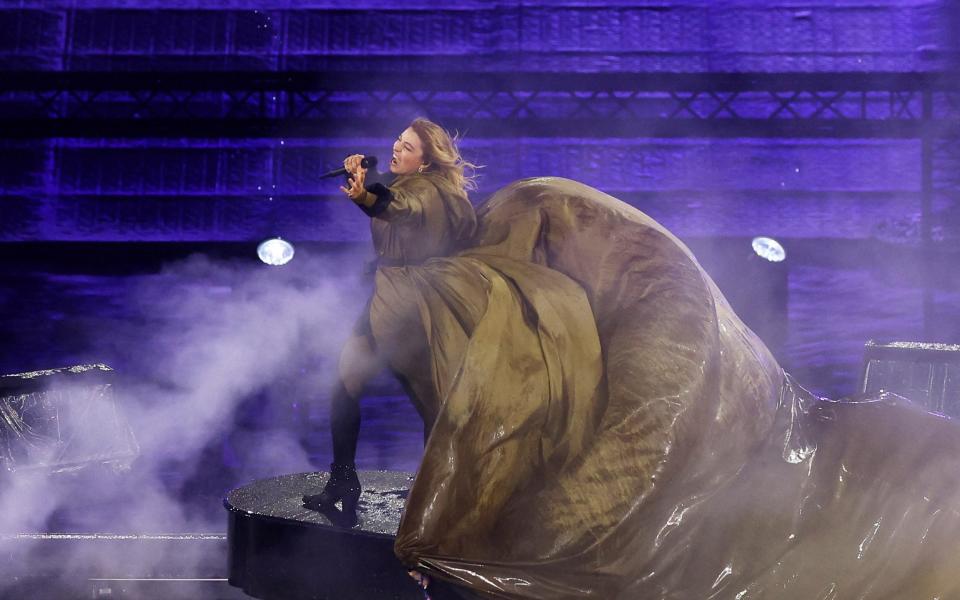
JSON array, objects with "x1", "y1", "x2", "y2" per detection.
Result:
[{"x1": 360, "y1": 177, "x2": 438, "y2": 222}]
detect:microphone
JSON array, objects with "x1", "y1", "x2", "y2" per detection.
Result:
[{"x1": 320, "y1": 156, "x2": 378, "y2": 179}]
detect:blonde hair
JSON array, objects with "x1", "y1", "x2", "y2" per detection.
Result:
[{"x1": 409, "y1": 117, "x2": 480, "y2": 194}]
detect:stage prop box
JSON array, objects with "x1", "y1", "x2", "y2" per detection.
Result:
[
  {"x1": 0, "y1": 364, "x2": 138, "y2": 474},
  {"x1": 860, "y1": 341, "x2": 960, "y2": 417}
]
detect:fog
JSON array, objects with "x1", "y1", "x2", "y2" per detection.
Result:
[{"x1": 0, "y1": 246, "x2": 410, "y2": 595}]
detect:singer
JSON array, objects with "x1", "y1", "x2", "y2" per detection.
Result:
[
  {"x1": 305, "y1": 117, "x2": 478, "y2": 500},
  {"x1": 303, "y1": 117, "x2": 480, "y2": 592},
  {"x1": 305, "y1": 118, "x2": 960, "y2": 600}
]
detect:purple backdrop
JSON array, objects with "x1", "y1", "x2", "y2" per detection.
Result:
[{"x1": 1, "y1": 2, "x2": 959, "y2": 409}]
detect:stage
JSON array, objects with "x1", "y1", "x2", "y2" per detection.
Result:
[{"x1": 226, "y1": 471, "x2": 475, "y2": 600}]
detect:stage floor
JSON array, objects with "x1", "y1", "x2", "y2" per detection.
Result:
[
  {"x1": 226, "y1": 470, "x2": 477, "y2": 600},
  {"x1": 0, "y1": 531, "x2": 248, "y2": 599}
]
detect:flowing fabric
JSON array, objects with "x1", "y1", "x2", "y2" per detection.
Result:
[{"x1": 364, "y1": 175, "x2": 960, "y2": 599}]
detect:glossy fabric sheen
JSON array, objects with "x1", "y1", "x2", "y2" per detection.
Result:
[{"x1": 364, "y1": 176, "x2": 960, "y2": 599}]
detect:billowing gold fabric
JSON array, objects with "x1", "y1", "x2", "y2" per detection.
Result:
[{"x1": 367, "y1": 175, "x2": 960, "y2": 599}]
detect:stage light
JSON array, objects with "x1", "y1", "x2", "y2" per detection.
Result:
[
  {"x1": 257, "y1": 237, "x2": 295, "y2": 266},
  {"x1": 751, "y1": 236, "x2": 786, "y2": 262}
]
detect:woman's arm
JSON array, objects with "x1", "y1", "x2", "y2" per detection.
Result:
[{"x1": 342, "y1": 166, "x2": 436, "y2": 222}]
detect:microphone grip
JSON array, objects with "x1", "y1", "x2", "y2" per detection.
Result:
[{"x1": 320, "y1": 155, "x2": 378, "y2": 180}]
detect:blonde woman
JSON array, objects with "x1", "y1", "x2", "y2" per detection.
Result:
[{"x1": 302, "y1": 118, "x2": 478, "y2": 519}]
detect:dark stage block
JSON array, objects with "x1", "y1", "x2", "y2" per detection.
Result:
[
  {"x1": 0, "y1": 363, "x2": 138, "y2": 474},
  {"x1": 860, "y1": 341, "x2": 960, "y2": 417},
  {"x1": 225, "y1": 471, "x2": 475, "y2": 600}
]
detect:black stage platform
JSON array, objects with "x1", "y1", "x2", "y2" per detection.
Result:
[{"x1": 225, "y1": 471, "x2": 477, "y2": 600}]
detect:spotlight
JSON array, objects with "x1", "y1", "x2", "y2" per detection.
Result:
[
  {"x1": 751, "y1": 236, "x2": 786, "y2": 262},
  {"x1": 257, "y1": 237, "x2": 295, "y2": 266}
]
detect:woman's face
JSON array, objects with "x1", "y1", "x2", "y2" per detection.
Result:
[{"x1": 390, "y1": 127, "x2": 425, "y2": 175}]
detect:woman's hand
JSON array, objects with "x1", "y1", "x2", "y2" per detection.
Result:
[
  {"x1": 342, "y1": 153, "x2": 364, "y2": 175},
  {"x1": 408, "y1": 570, "x2": 431, "y2": 599},
  {"x1": 340, "y1": 154, "x2": 371, "y2": 204}
]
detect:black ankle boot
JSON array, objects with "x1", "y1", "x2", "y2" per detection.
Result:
[{"x1": 303, "y1": 463, "x2": 361, "y2": 526}]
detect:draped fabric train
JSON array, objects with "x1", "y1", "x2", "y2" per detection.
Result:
[{"x1": 366, "y1": 175, "x2": 960, "y2": 599}]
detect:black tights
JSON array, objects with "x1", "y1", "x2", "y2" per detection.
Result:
[{"x1": 329, "y1": 379, "x2": 361, "y2": 466}]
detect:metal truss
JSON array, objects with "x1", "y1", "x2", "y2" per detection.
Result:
[
  {"x1": 2, "y1": 69, "x2": 956, "y2": 338},
  {"x1": 1, "y1": 71, "x2": 959, "y2": 139}
]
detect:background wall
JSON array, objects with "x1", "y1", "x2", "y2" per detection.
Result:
[{"x1": 1, "y1": 1, "x2": 959, "y2": 397}]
